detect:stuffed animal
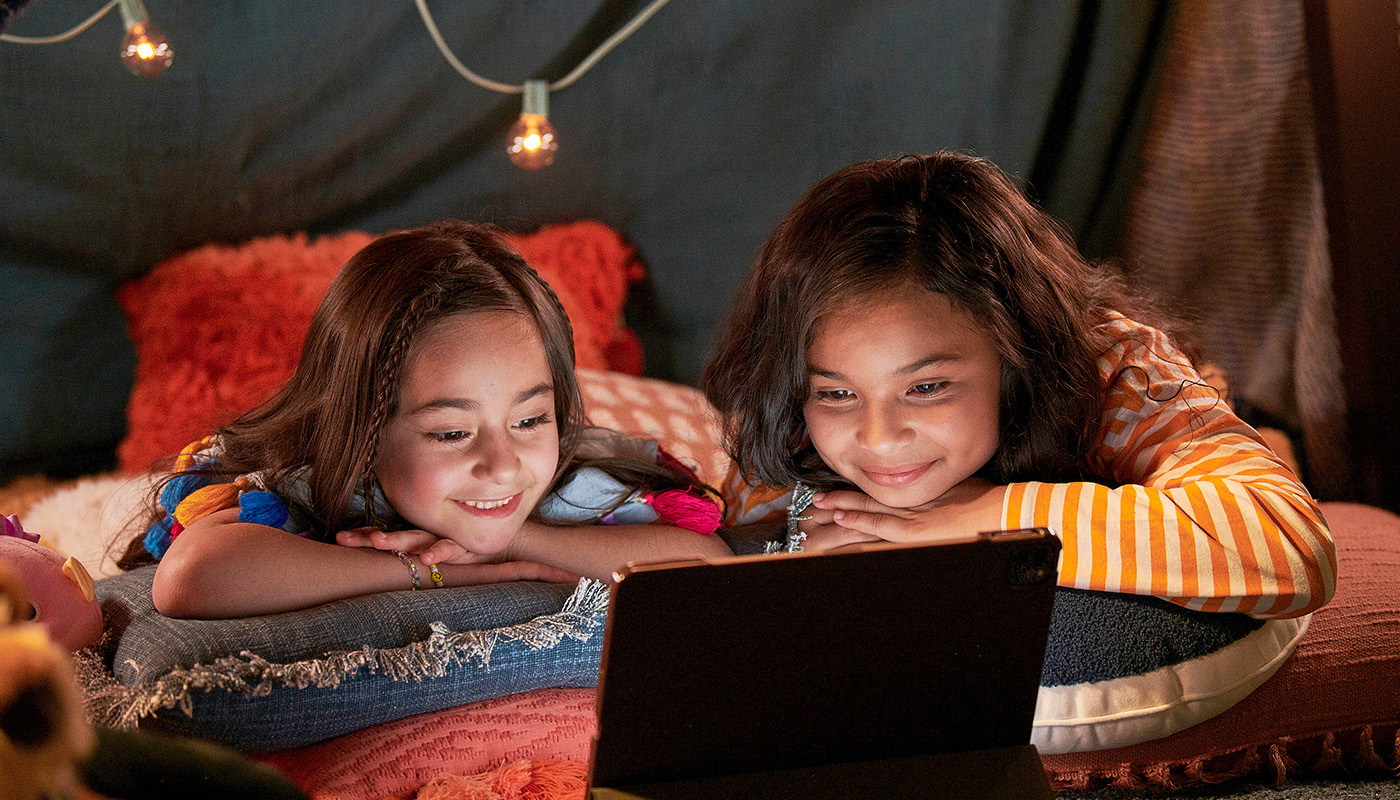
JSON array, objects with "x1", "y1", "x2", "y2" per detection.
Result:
[
  {"x1": 0, "y1": 556, "x2": 95, "y2": 800},
  {"x1": 1, "y1": 515, "x2": 103, "y2": 651},
  {"x1": 0, "y1": 517, "x2": 309, "y2": 800}
]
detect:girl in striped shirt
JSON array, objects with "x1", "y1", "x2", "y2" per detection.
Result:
[{"x1": 701, "y1": 151, "x2": 1335, "y2": 619}]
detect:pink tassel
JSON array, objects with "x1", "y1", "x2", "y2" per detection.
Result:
[{"x1": 646, "y1": 488, "x2": 722, "y2": 535}]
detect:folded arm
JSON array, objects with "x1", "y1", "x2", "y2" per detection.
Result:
[
  {"x1": 153, "y1": 507, "x2": 571, "y2": 618},
  {"x1": 1006, "y1": 319, "x2": 1336, "y2": 618}
]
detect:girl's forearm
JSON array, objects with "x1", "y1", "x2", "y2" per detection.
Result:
[
  {"x1": 152, "y1": 508, "x2": 437, "y2": 618},
  {"x1": 509, "y1": 521, "x2": 734, "y2": 582}
]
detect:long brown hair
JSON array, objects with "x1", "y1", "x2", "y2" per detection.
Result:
[
  {"x1": 121, "y1": 220, "x2": 585, "y2": 567},
  {"x1": 702, "y1": 151, "x2": 1162, "y2": 490}
]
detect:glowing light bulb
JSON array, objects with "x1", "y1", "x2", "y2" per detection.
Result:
[
  {"x1": 120, "y1": 22, "x2": 172, "y2": 77},
  {"x1": 508, "y1": 113, "x2": 558, "y2": 170},
  {"x1": 507, "y1": 80, "x2": 558, "y2": 170},
  {"x1": 117, "y1": 0, "x2": 171, "y2": 77}
]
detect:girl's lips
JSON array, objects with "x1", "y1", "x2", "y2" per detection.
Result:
[
  {"x1": 860, "y1": 463, "x2": 932, "y2": 487},
  {"x1": 454, "y1": 492, "x2": 524, "y2": 519}
]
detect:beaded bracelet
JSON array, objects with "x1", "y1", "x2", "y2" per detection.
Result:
[
  {"x1": 392, "y1": 550, "x2": 421, "y2": 590},
  {"x1": 427, "y1": 563, "x2": 444, "y2": 588},
  {"x1": 764, "y1": 480, "x2": 816, "y2": 554}
]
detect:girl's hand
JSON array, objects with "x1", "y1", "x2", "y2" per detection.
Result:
[
  {"x1": 337, "y1": 527, "x2": 488, "y2": 565},
  {"x1": 795, "y1": 506, "x2": 883, "y2": 551},
  {"x1": 335, "y1": 527, "x2": 577, "y2": 584},
  {"x1": 808, "y1": 478, "x2": 1006, "y2": 544}
]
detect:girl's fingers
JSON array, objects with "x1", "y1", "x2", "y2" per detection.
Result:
[
  {"x1": 335, "y1": 527, "x2": 377, "y2": 547},
  {"x1": 811, "y1": 490, "x2": 898, "y2": 516},
  {"x1": 803, "y1": 522, "x2": 881, "y2": 551},
  {"x1": 831, "y1": 507, "x2": 984, "y2": 546},
  {"x1": 829, "y1": 508, "x2": 913, "y2": 541},
  {"x1": 420, "y1": 538, "x2": 475, "y2": 566},
  {"x1": 367, "y1": 529, "x2": 442, "y2": 552},
  {"x1": 797, "y1": 506, "x2": 839, "y2": 533}
]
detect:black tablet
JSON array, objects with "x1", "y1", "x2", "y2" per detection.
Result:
[{"x1": 588, "y1": 530, "x2": 1061, "y2": 800}]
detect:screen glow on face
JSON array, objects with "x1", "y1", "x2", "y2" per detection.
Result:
[
  {"x1": 804, "y1": 287, "x2": 1001, "y2": 509},
  {"x1": 375, "y1": 311, "x2": 561, "y2": 554}
]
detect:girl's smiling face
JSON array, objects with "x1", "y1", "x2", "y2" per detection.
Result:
[
  {"x1": 803, "y1": 286, "x2": 1002, "y2": 508},
  {"x1": 375, "y1": 311, "x2": 561, "y2": 554}
]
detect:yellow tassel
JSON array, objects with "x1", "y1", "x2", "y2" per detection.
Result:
[
  {"x1": 172, "y1": 435, "x2": 218, "y2": 472},
  {"x1": 173, "y1": 483, "x2": 241, "y2": 526}
]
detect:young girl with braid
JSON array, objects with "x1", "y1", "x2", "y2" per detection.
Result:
[
  {"x1": 702, "y1": 151, "x2": 1335, "y2": 619},
  {"x1": 120, "y1": 220, "x2": 728, "y2": 618}
]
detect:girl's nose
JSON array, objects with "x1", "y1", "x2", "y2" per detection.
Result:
[
  {"x1": 857, "y1": 402, "x2": 911, "y2": 453},
  {"x1": 471, "y1": 429, "x2": 521, "y2": 483}
]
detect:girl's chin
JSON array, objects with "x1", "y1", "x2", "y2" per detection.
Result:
[
  {"x1": 396, "y1": 510, "x2": 525, "y2": 558},
  {"x1": 437, "y1": 518, "x2": 528, "y2": 558},
  {"x1": 856, "y1": 481, "x2": 945, "y2": 510}
]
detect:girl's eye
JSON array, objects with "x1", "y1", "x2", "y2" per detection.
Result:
[
  {"x1": 814, "y1": 388, "x2": 854, "y2": 402},
  {"x1": 910, "y1": 382, "x2": 948, "y2": 397},
  {"x1": 514, "y1": 413, "x2": 553, "y2": 430},
  {"x1": 431, "y1": 430, "x2": 471, "y2": 443}
]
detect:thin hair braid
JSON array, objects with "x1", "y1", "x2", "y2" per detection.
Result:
[
  {"x1": 357, "y1": 288, "x2": 443, "y2": 525},
  {"x1": 519, "y1": 260, "x2": 574, "y2": 348}
]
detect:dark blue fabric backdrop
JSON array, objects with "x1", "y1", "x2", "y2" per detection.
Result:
[{"x1": 0, "y1": 0, "x2": 1169, "y2": 476}]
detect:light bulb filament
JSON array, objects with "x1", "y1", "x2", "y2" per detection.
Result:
[
  {"x1": 507, "y1": 111, "x2": 558, "y2": 169},
  {"x1": 120, "y1": 21, "x2": 172, "y2": 76}
]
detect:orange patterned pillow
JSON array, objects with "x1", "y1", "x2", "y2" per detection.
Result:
[
  {"x1": 576, "y1": 369, "x2": 728, "y2": 491},
  {"x1": 116, "y1": 222, "x2": 646, "y2": 473}
]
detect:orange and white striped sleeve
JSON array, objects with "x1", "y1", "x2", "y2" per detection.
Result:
[{"x1": 1003, "y1": 315, "x2": 1337, "y2": 619}]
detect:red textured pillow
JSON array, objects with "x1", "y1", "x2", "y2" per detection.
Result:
[
  {"x1": 1044, "y1": 501, "x2": 1400, "y2": 791},
  {"x1": 116, "y1": 222, "x2": 646, "y2": 473},
  {"x1": 254, "y1": 688, "x2": 596, "y2": 800}
]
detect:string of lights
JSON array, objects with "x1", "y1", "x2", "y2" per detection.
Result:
[
  {"x1": 1, "y1": 0, "x2": 673, "y2": 168},
  {"x1": 414, "y1": 0, "x2": 674, "y2": 169}
]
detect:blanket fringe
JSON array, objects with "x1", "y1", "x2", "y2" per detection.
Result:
[
  {"x1": 80, "y1": 579, "x2": 609, "y2": 729},
  {"x1": 1046, "y1": 723, "x2": 1400, "y2": 791},
  {"x1": 1309, "y1": 731, "x2": 1344, "y2": 774},
  {"x1": 1268, "y1": 737, "x2": 1301, "y2": 784},
  {"x1": 404, "y1": 759, "x2": 587, "y2": 800}
]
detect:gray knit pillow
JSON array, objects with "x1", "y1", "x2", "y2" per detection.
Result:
[{"x1": 83, "y1": 566, "x2": 607, "y2": 751}]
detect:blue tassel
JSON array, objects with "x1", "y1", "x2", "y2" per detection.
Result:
[
  {"x1": 238, "y1": 490, "x2": 290, "y2": 530},
  {"x1": 143, "y1": 515, "x2": 175, "y2": 559},
  {"x1": 160, "y1": 471, "x2": 210, "y2": 513}
]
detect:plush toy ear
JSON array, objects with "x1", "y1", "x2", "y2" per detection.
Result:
[{"x1": 61, "y1": 558, "x2": 96, "y2": 603}]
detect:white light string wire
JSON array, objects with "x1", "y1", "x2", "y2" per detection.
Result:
[
  {"x1": 0, "y1": 0, "x2": 119, "y2": 44},
  {"x1": 413, "y1": 0, "x2": 673, "y2": 94}
]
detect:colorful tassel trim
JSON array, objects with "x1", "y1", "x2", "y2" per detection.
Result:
[
  {"x1": 172, "y1": 483, "x2": 242, "y2": 526},
  {"x1": 143, "y1": 437, "x2": 295, "y2": 560},
  {"x1": 643, "y1": 487, "x2": 722, "y2": 535}
]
